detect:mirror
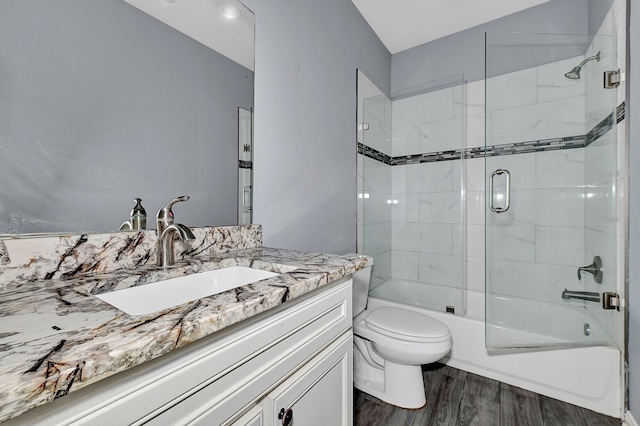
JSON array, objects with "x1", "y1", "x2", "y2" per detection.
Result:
[{"x1": 0, "y1": 0, "x2": 254, "y2": 236}]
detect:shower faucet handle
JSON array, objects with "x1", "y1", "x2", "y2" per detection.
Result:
[{"x1": 577, "y1": 256, "x2": 603, "y2": 284}]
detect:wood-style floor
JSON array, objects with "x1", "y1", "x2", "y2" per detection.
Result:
[{"x1": 354, "y1": 363, "x2": 621, "y2": 426}]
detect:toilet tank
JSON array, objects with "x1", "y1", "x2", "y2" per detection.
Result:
[{"x1": 349, "y1": 254, "x2": 373, "y2": 317}]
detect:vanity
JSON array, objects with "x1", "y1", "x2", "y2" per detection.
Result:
[{"x1": 0, "y1": 225, "x2": 364, "y2": 425}]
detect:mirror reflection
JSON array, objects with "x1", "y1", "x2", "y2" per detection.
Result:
[{"x1": 0, "y1": 0, "x2": 254, "y2": 236}]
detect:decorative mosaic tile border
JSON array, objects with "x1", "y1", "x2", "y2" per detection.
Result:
[{"x1": 360, "y1": 102, "x2": 625, "y2": 166}]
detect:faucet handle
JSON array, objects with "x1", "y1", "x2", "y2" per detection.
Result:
[{"x1": 157, "y1": 195, "x2": 190, "y2": 222}]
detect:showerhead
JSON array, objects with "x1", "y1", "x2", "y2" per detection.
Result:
[
  {"x1": 564, "y1": 51, "x2": 601, "y2": 80},
  {"x1": 564, "y1": 67, "x2": 582, "y2": 80}
]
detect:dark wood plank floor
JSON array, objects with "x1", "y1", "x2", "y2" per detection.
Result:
[{"x1": 354, "y1": 363, "x2": 621, "y2": 426}]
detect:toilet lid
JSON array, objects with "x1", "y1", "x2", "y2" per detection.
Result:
[{"x1": 365, "y1": 307, "x2": 450, "y2": 343}]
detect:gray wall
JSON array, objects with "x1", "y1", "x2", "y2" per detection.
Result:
[
  {"x1": 243, "y1": 0, "x2": 391, "y2": 254},
  {"x1": 628, "y1": 0, "x2": 638, "y2": 417},
  {"x1": 0, "y1": 0, "x2": 253, "y2": 234},
  {"x1": 391, "y1": 0, "x2": 593, "y2": 91}
]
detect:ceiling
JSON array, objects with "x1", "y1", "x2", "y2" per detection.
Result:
[
  {"x1": 350, "y1": 0, "x2": 551, "y2": 54},
  {"x1": 123, "y1": 0, "x2": 255, "y2": 70}
]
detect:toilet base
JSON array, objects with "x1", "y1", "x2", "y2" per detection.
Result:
[{"x1": 353, "y1": 341, "x2": 427, "y2": 409}]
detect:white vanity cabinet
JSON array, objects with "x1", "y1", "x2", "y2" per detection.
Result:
[{"x1": 7, "y1": 278, "x2": 353, "y2": 426}]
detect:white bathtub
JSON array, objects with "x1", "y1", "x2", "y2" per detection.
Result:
[{"x1": 367, "y1": 295, "x2": 623, "y2": 418}]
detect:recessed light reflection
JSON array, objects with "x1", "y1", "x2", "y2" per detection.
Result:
[
  {"x1": 386, "y1": 199, "x2": 399, "y2": 204},
  {"x1": 358, "y1": 193, "x2": 370, "y2": 199}
]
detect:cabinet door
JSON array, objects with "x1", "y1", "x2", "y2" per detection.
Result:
[{"x1": 261, "y1": 333, "x2": 352, "y2": 426}]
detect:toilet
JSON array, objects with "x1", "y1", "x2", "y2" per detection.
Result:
[{"x1": 350, "y1": 255, "x2": 451, "y2": 409}]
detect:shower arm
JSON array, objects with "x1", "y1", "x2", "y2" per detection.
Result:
[{"x1": 576, "y1": 52, "x2": 601, "y2": 68}]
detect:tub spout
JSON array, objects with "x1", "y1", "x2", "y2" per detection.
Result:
[{"x1": 561, "y1": 289, "x2": 600, "y2": 303}]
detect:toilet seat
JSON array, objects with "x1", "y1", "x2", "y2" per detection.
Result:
[{"x1": 365, "y1": 307, "x2": 450, "y2": 343}]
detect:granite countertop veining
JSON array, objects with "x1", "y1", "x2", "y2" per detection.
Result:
[{"x1": 0, "y1": 246, "x2": 366, "y2": 423}]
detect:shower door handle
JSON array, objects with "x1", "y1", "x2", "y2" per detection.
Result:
[
  {"x1": 242, "y1": 185, "x2": 252, "y2": 211},
  {"x1": 489, "y1": 169, "x2": 511, "y2": 213}
]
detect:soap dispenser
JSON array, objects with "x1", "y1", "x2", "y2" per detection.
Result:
[{"x1": 129, "y1": 198, "x2": 147, "y2": 230}]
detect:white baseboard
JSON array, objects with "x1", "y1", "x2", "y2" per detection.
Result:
[{"x1": 626, "y1": 410, "x2": 639, "y2": 426}]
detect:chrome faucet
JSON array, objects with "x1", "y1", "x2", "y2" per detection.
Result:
[{"x1": 156, "y1": 196, "x2": 196, "y2": 267}]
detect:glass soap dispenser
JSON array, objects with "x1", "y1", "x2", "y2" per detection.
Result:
[{"x1": 130, "y1": 198, "x2": 147, "y2": 230}]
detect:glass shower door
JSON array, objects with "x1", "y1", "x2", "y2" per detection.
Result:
[
  {"x1": 237, "y1": 107, "x2": 253, "y2": 225},
  {"x1": 484, "y1": 33, "x2": 622, "y2": 349},
  {"x1": 358, "y1": 70, "x2": 466, "y2": 314}
]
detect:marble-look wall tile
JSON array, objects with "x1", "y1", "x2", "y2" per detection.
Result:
[
  {"x1": 466, "y1": 112, "x2": 486, "y2": 149},
  {"x1": 585, "y1": 183, "x2": 617, "y2": 234},
  {"x1": 488, "y1": 259, "x2": 577, "y2": 302},
  {"x1": 391, "y1": 250, "x2": 419, "y2": 281},
  {"x1": 392, "y1": 162, "x2": 454, "y2": 194},
  {"x1": 371, "y1": 250, "x2": 391, "y2": 290},
  {"x1": 363, "y1": 192, "x2": 392, "y2": 225},
  {"x1": 363, "y1": 95, "x2": 392, "y2": 155},
  {"x1": 391, "y1": 125, "x2": 420, "y2": 157},
  {"x1": 465, "y1": 158, "x2": 485, "y2": 192},
  {"x1": 535, "y1": 226, "x2": 585, "y2": 266},
  {"x1": 418, "y1": 192, "x2": 461, "y2": 224},
  {"x1": 418, "y1": 253, "x2": 463, "y2": 288},
  {"x1": 466, "y1": 257, "x2": 485, "y2": 292},
  {"x1": 465, "y1": 289, "x2": 485, "y2": 319},
  {"x1": 486, "y1": 152, "x2": 537, "y2": 189},
  {"x1": 491, "y1": 95, "x2": 585, "y2": 145},
  {"x1": 391, "y1": 222, "x2": 453, "y2": 255},
  {"x1": 391, "y1": 193, "x2": 420, "y2": 223},
  {"x1": 489, "y1": 188, "x2": 585, "y2": 228},
  {"x1": 586, "y1": 130, "x2": 617, "y2": 186},
  {"x1": 466, "y1": 192, "x2": 485, "y2": 225},
  {"x1": 392, "y1": 88, "x2": 454, "y2": 129},
  {"x1": 537, "y1": 56, "x2": 586, "y2": 103},
  {"x1": 362, "y1": 223, "x2": 391, "y2": 257},
  {"x1": 486, "y1": 225, "x2": 536, "y2": 262},
  {"x1": 461, "y1": 224, "x2": 484, "y2": 259},
  {"x1": 535, "y1": 149, "x2": 585, "y2": 189},
  {"x1": 486, "y1": 68, "x2": 537, "y2": 112},
  {"x1": 363, "y1": 157, "x2": 392, "y2": 194},
  {"x1": 463, "y1": 80, "x2": 485, "y2": 117},
  {"x1": 417, "y1": 117, "x2": 462, "y2": 154}
]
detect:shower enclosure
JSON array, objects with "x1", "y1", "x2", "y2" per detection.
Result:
[{"x1": 358, "y1": 32, "x2": 624, "y2": 351}]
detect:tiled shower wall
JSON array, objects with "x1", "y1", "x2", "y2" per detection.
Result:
[
  {"x1": 387, "y1": 58, "x2": 591, "y2": 316},
  {"x1": 359, "y1": 53, "x2": 623, "y2": 320}
]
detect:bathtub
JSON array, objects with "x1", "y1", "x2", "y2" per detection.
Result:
[{"x1": 367, "y1": 294, "x2": 623, "y2": 418}]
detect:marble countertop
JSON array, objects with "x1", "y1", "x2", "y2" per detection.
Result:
[{"x1": 0, "y1": 247, "x2": 366, "y2": 422}]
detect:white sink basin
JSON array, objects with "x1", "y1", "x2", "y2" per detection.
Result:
[{"x1": 96, "y1": 266, "x2": 280, "y2": 316}]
